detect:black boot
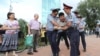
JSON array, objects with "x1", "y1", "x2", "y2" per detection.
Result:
[{"x1": 34, "y1": 50, "x2": 38, "y2": 52}]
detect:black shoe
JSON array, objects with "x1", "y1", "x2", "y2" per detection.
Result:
[
  {"x1": 83, "y1": 49, "x2": 86, "y2": 52},
  {"x1": 27, "y1": 52, "x2": 33, "y2": 55},
  {"x1": 34, "y1": 50, "x2": 38, "y2": 52},
  {"x1": 78, "y1": 52, "x2": 80, "y2": 55},
  {"x1": 0, "y1": 43, "x2": 2, "y2": 45},
  {"x1": 58, "y1": 48, "x2": 60, "y2": 52},
  {"x1": 78, "y1": 50, "x2": 80, "y2": 56},
  {"x1": 67, "y1": 47, "x2": 69, "y2": 50}
]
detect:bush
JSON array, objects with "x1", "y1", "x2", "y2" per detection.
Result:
[{"x1": 17, "y1": 19, "x2": 28, "y2": 51}]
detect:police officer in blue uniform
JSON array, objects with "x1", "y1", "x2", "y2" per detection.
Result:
[
  {"x1": 78, "y1": 15, "x2": 86, "y2": 52},
  {"x1": 46, "y1": 8, "x2": 60, "y2": 56},
  {"x1": 73, "y1": 11, "x2": 87, "y2": 52},
  {"x1": 63, "y1": 3, "x2": 80, "y2": 56}
]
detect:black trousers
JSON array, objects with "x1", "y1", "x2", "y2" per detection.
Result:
[
  {"x1": 47, "y1": 30, "x2": 59, "y2": 56},
  {"x1": 79, "y1": 31, "x2": 86, "y2": 50},
  {"x1": 44, "y1": 32, "x2": 48, "y2": 45},
  {"x1": 41, "y1": 37, "x2": 48, "y2": 45},
  {"x1": 57, "y1": 31, "x2": 69, "y2": 49},
  {"x1": 95, "y1": 31, "x2": 99, "y2": 37},
  {"x1": 67, "y1": 28, "x2": 80, "y2": 56}
]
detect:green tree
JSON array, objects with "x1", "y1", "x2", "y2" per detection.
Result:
[
  {"x1": 18, "y1": 19, "x2": 28, "y2": 37},
  {"x1": 17, "y1": 19, "x2": 28, "y2": 51},
  {"x1": 77, "y1": 0, "x2": 100, "y2": 30}
]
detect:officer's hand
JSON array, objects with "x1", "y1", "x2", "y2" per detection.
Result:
[
  {"x1": 0, "y1": 28, "x2": 3, "y2": 30},
  {"x1": 79, "y1": 28, "x2": 83, "y2": 29},
  {"x1": 79, "y1": 26, "x2": 84, "y2": 29},
  {"x1": 62, "y1": 26, "x2": 68, "y2": 30},
  {"x1": 58, "y1": 27, "x2": 62, "y2": 30},
  {"x1": 67, "y1": 22, "x2": 72, "y2": 27},
  {"x1": 54, "y1": 26, "x2": 58, "y2": 29}
]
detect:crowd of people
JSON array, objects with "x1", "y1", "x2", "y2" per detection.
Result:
[
  {"x1": 0, "y1": 3, "x2": 87, "y2": 56},
  {"x1": 46, "y1": 3, "x2": 87, "y2": 56}
]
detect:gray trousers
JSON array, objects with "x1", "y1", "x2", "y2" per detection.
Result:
[{"x1": 28, "y1": 29, "x2": 39, "y2": 52}]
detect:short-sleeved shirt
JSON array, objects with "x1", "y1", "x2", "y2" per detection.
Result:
[
  {"x1": 46, "y1": 14, "x2": 58, "y2": 31},
  {"x1": 78, "y1": 19, "x2": 86, "y2": 32},
  {"x1": 57, "y1": 19, "x2": 66, "y2": 27},
  {"x1": 57, "y1": 19, "x2": 67, "y2": 32},
  {"x1": 95, "y1": 26, "x2": 99, "y2": 32},
  {"x1": 66, "y1": 13, "x2": 79, "y2": 27},
  {"x1": 29, "y1": 19, "x2": 40, "y2": 30},
  {"x1": 5, "y1": 20, "x2": 19, "y2": 34}
]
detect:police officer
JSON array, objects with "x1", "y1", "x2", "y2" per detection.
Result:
[
  {"x1": 63, "y1": 3, "x2": 80, "y2": 56},
  {"x1": 73, "y1": 11, "x2": 79, "y2": 18},
  {"x1": 46, "y1": 8, "x2": 60, "y2": 56},
  {"x1": 73, "y1": 11, "x2": 87, "y2": 52},
  {"x1": 77, "y1": 15, "x2": 86, "y2": 52}
]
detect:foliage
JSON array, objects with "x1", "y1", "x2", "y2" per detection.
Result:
[
  {"x1": 77, "y1": 0, "x2": 100, "y2": 30},
  {"x1": 17, "y1": 19, "x2": 28, "y2": 51},
  {"x1": 18, "y1": 19, "x2": 28, "y2": 37}
]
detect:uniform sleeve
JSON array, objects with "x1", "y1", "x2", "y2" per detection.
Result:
[
  {"x1": 84, "y1": 22, "x2": 86, "y2": 25},
  {"x1": 83, "y1": 22, "x2": 86, "y2": 27},
  {"x1": 47, "y1": 15, "x2": 54, "y2": 22},
  {"x1": 72, "y1": 13, "x2": 78, "y2": 24},
  {"x1": 56, "y1": 19, "x2": 59, "y2": 23},
  {"x1": 66, "y1": 13, "x2": 74, "y2": 22}
]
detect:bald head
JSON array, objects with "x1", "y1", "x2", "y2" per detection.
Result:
[{"x1": 34, "y1": 14, "x2": 39, "y2": 20}]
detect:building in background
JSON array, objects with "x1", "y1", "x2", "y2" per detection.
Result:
[{"x1": 42, "y1": 0, "x2": 61, "y2": 26}]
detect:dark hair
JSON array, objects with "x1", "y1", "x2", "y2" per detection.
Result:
[
  {"x1": 7, "y1": 12, "x2": 15, "y2": 19},
  {"x1": 52, "y1": 8, "x2": 60, "y2": 13},
  {"x1": 59, "y1": 12, "x2": 64, "y2": 17},
  {"x1": 52, "y1": 10, "x2": 58, "y2": 13},
  {"x1": 14, "y1": 18, "x2": 17, "y2": 20}
]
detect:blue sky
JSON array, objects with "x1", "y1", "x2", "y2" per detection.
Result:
[
  {"x1": 0, "y1": 0, "x2": 42, "y2": 24},
  {"x1": 0, "y1": 0, "x2": 8, "y2": 6},
  {"x1": 0, "y1": 0, "x2": 81, "y2": 24}
]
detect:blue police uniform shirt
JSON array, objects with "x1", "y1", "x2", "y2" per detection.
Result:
[
  {"x1": 95, "y1": 26, "x2": 99, "y2": 32},
  {"x1": 66, "y1": 12, "x2": 79, "y2": 27},
  {"x1": 78, "y1": 19, "x2": 86, "y2": 32},
  {"x1": 46, "y1": 14, "x2": 58, "y2": 31}
]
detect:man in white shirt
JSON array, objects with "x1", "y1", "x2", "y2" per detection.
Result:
[{"x1": 57, "y1": 12, "x2": 69, "y2": 51}]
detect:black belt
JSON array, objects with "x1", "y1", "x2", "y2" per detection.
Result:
[{"x1": 68, "y1": 27, "x2": 77, "y2": 30}]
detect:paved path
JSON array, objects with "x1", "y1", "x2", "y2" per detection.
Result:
[{"x1": 1, "y1": 35, "x2": 100, "y2": 56}]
